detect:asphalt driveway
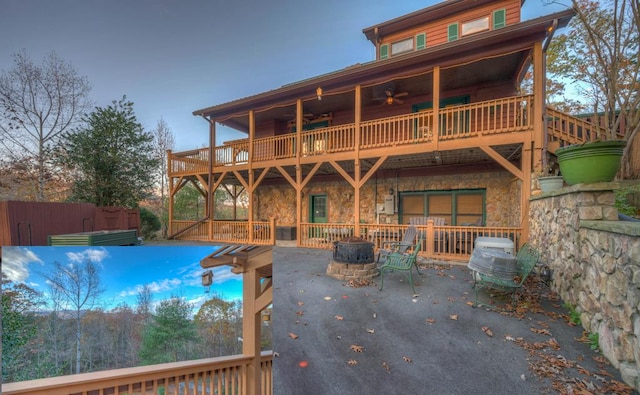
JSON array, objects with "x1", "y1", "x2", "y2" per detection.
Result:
[{"x1": 271, "y1": 247, "x2": 634, "y2": 395}]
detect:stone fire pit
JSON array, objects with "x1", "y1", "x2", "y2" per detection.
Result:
[{"x1": 326, "y1": 237, "x2": 379, "y2": 281}]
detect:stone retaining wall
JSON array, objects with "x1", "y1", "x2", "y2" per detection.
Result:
[{"x1": 529, "y1": 183, "x2": 640, "y2": 390}]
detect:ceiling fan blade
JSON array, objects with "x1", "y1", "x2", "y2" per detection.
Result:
[
  {"x1": 394, "y1": 97, "x2": 404, "y2": 104},
  {"x1": 394, "y1": 92, "x2": 409, "y2": 98}
]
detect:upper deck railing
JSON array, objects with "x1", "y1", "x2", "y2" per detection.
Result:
[{"x1": 169, "y1": 95, "x2": 539, "y2": 175}]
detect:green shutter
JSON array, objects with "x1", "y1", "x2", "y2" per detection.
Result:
[
  {"x1": 380, "y1": 44, "x2": 389, "y2": 60},
  {"x1": 493, "y1": 9, "x2": 506, "y2": 29},
  {"x1": 447, "y1": 23, "x2": 459, "y2": 41},
  {"x1": 416, "y1": 33, "x2": 426, "y2": 50}
]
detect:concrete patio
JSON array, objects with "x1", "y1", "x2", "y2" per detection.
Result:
[{"x1": 271, "y1": 247, "x2": 634, "y2": 394}]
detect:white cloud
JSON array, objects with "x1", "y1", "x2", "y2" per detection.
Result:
[
  {"x1": 1, "y1": 247, "x2": 43, "y2": 283},
  {"x1": 66, "y1": 248, "x2": 109, "y2": 264},
  {"x1": 119, "y1": 277, "x2": 182, "y2": 297}
]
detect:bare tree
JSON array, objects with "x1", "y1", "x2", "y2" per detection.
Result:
[
  {"x1": 135, "y1": 283, "x2": 153, "y2": 323},
  {"x1": 0, "y1": 50, "x2": 92, "y2": 201},
  {"x1": 44, "y1": 259, "x2": 103, "y2": 374},
  {"x1": 151, "y1": 118, "x2": 175, "y2": 237},
  {"x1": 545, "y1": 0, "x2": 640, "y2": 177}
]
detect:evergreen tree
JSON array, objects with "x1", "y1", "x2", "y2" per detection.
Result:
[
  {"x1": 139, "y1": 296, "x2": 198, "y2": 365},
  {"x1": 61, "y1": 96, "x2": 159, "y2": 207},
  {"x1": 1, "y1": 275, "x2": 44, "y2": 382}
]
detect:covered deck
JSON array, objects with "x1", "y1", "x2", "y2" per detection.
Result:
[{"x1": 167, "y1": 96, "x2": 602, "y2": 260}]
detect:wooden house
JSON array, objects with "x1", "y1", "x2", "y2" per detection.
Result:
[{"x1": 168, "y1": 0, "x2": 597, "y2": 260}]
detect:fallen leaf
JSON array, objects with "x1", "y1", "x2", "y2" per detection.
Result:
[
  {"x1": 482, "y1": 326, "x2": 494, "y2": 337},
  {"x1": 403, "y1": 356, "x2": 412, "y2": 363},
  {"x1": 299, "y1": 290, "x2": 305, "y2": 293},
  {"x1": 348, "y1": 359, "x2": 358, "y2": 365},
  {"x1": 297, "y1": 301, "x2": 305, "y2": 306},
  {"x1": 425, "y1": 318, "x2": 436, "y2": 324},
  {"x1": 466, "y1": 301, "x2": 474, "y2": 306},
  {"x1": 350, "y1": 344, "x2": 364, "y2": 353},
  {"x1": 412, "y1": 293, "x2": 420, "y2": 298},
  {"x1": 447, "y1": 297, "x2": 455, "y2": 302},
  {"x1": 373, "y1": 313, "x2": 377, "y2": 318},
  {"x1": 298, "y1": 361, "x2": 308, "y2": 368},
  {"x1": 288, "y1": 332, "x2": 299, "y2": 340},
  {"x1": 449, "y1": 314, "x2": 458, "y2": 320},
  {"x1": 273, "y1": 352, "x2": 280, "y2": 358},
  {"x1": 342, "y1": 295, "x2": 348, "y2": 299},
  {"x1": 324, "y1": 296, "x2": 332, "y2": 300},
  {"x1": 412, "y1": 298, "x2": 418, "y2": 303},
  {"x1": 296, "y1": 310, "x2": 304, "y2": 316},
  {"x1": 382, "y1": 361, "x2": 391, "y2": 373},
  {"x1": 366, "y1": 328, "x2": 375, "y2": 334},
  {"x1": 334, "y1": 315, "x2": 344, "y2": 320},
  {"x1": 531, "y1": 328, "x2": 552, "y2": 336}
]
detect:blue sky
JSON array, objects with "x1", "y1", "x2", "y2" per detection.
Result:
[
  {"x1": 0, "y1": 0, "x2": 567, "y2": 152},
  {"x1": 1, "y1": 246, "x2": 243, "y2": 313}
]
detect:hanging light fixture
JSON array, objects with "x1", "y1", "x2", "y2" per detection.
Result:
[
  {"x1": 316, "y1": 87, "x2": 323, "y2": 101},
  {"x1": 201, "y1": 270, "x2": 213, "y2": 286}
]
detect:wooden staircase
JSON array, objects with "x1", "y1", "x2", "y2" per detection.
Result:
[{"x1": 545, "y1": 107, "x2": 608, "y2": 154}]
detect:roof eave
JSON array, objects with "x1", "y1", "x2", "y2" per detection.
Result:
[{"x1": 193, "y1": 8, "x2": 574, "y2": 120}]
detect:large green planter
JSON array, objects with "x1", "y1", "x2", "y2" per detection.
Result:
[{"x1": 556, "y1": 140, "x2": 626, "y2": 185}]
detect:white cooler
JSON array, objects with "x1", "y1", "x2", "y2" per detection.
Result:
[{"x1": 474, "y1": 236, "x2": 515, "y2": 255}]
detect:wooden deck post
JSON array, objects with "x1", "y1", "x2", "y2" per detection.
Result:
[
  {"x1": 354, "y1": 85, "x2": 362, "y2": 236},
  {"x1": 433, "y1": 66, "x2": 440, "y2": 147},
  {"x1": 200, "y1": 245, "x2": 273, "y2": 395},
  {"x1": 426, "y1": 219, "x2": 435, "y2": 256},
  {"x1": 208, "y1": 120, "x2": 216, "y2": 241}
]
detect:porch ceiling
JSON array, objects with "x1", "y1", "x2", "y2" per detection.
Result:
[
  {"x1": 214, "y1": 144, "x2": 522, "y2": 187},
  {"x1": 219, "y1": 50, "x2": 526, "y2": 134}
]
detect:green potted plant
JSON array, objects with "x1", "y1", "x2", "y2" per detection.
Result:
[{"x1": 556, "y1": 140, "x2": 626, "y2": 185}]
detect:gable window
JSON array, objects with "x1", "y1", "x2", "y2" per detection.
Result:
[
  {"x1": 416, "y1": 33, "x2": 426, "y2": 50},
  {"x1": 380, "y1": 44, "x2": 389, "y2": 60},
  {"x1": 399, "y1": 189, "x2": 485, "y2": 226},
  {"x1": 447, "y1": 23, "x2": 459, "y2": 41},
  {"x1": 461, "y1": 16, "x2": 490, "y2": 36},
  {"x1": 391, "y1": 37, "x2": 414, "y2": 56},
  {"x1": 493, "y1": 9, "x2": 506, "y2": 29}
]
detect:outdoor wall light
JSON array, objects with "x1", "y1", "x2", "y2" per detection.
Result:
[
  {"x1": 261, "y1": 309, "x2": 271, "y2": 323},
  {"x1": 316, "y1": 87, "x2": 323, "y2": 100},
  {"x1": 388, "y1": 187, "x2": 394, "y2": 195}
]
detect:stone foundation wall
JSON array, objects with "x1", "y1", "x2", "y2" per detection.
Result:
[
  {"x1": 529, "y1": 183, "x2": 640, "y2": 390},
  {"x1": 255, "y1": 171, "x2": 520, "y2": 227}
]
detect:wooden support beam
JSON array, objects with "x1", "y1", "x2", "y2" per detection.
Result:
[
  {"x1": 479, "y1": 145, "x2": 523, "y2": 180},
  {"x1": 532, "y1": 41, "x2": 544, "y2": 171},
  {"x1": 328, "y1": 160, "x2": 356, "y2": 188},
  {"x1": 358, "y1": 156, "x2": 388, "y2": 186},
  {"x1": 195, "y1": 174, "x2": 209, "y2": 193},
  {"x1": 232, "y1": 170, "x2": 249, "y2": 191}
]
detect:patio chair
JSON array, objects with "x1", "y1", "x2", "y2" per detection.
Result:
[
  {"x1": 378, "y1": 237, "x2": 423, "y2": 294},
  {"x1": 376, "y1": 225, "x2": 417, "y2": 263}
]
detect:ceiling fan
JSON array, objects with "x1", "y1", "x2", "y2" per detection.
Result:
[
  {"x1": 374, "y1": 88, "x2": 409, "y2": 105},
  {"x1": 284, "y1": 111, "x2": 314, "y2": 123}
]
